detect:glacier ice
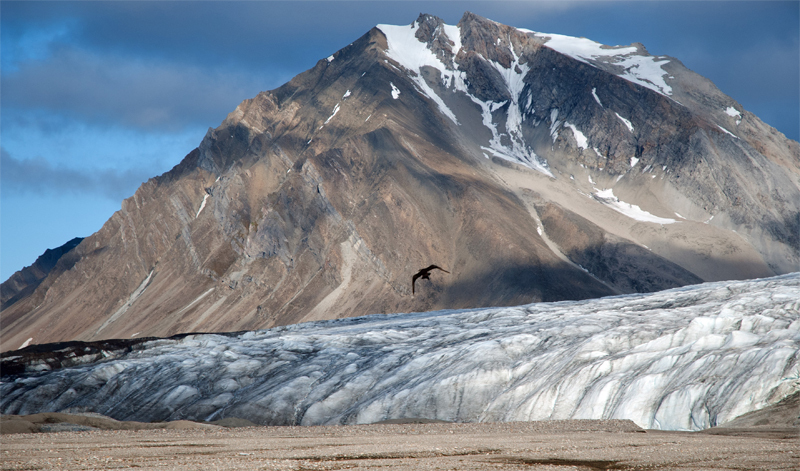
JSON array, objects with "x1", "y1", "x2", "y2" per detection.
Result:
[{"x1": 2, "y1": 274, "x2": 798, "y2": 431}]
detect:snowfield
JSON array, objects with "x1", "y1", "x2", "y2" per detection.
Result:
[
  {"x1": 593, "y1": 188, "x2": 677, "y2": 225},
  {"x1": 2, "y1": 274, "x2": 798, "y2": 431}
]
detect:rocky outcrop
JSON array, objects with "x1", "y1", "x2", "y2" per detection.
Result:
[{"x1": 2, "y1": 12, "x2": 797, "y2": 349}]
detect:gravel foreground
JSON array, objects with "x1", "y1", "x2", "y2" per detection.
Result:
[{"x1": 2, "y1": 418, "x2": 798, "y2": 470}]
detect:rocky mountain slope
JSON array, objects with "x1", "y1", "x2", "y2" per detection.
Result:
[
  {"x1": 1, "y1": 238, "x2": 83, "y2": 311},
  {"x1": 2, "y1": 12, "x2": 798, "y2": 349}
]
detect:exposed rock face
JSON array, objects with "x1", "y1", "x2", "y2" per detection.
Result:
[{"x1": 2, "y1": 12, "x2": 798, "y2": 349}]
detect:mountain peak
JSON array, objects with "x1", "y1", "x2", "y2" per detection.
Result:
[
  {"x1": 458, "y1": 10, "x2": 500, "y2": 28},
  {"x1": 410, "y1": 13, "x2": 460, "y2": 65}
]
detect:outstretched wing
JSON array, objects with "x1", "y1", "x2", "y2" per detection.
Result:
[{"x1": 412, "y1": 265, "x2": 450, "y2": 295}]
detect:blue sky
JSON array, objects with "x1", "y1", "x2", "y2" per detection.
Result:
[{"x1": 1, "y1": 1, "x2": 798, "y2": 281}]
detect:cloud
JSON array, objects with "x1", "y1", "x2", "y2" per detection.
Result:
[
  {"x1": 1, "y1": 1, "x2": 379, "y2": 82},
  {"x1": 2, "y1": 1, "x2": 797, "y2": 141},
  {"x1": 1, "y1": 148, "x2": 154, "y2": 201},
  {"x1": 1, "y1": 46, "x2": 274, "y2": 132}
]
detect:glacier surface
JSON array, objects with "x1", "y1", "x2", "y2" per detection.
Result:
[{"x1": 2, "y1": 274, "x2": 798, "y2": 430}]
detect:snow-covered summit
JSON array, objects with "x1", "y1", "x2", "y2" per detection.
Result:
[
  {"x1": 378, "y1": 13, "x2": 676, "y2": 96},
  {"x1": 377, "y1": 14, "x2": 552, "y2": 175},
  {"x1": 2, "y1": 274, "x2": 798, "y2": 431},
  {"x1": 375, "y1": 13, "x2": 678, "y2": 176}
]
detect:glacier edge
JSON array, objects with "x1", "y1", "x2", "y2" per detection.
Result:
[{"x1": 1, "y1": 274, "x2": 798, "y2": 431}]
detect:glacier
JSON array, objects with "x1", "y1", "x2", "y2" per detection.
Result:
[{"x1": 2, "y1": 274, "x2": 798, "y2": 431}]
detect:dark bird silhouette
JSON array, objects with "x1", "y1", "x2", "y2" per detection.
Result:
[{"x1": 412, "y1": 265, "x2": 450, "y2": 295}]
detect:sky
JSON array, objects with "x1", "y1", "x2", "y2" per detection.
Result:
[{"x1": 1, "y1": 1, "x2": 798, "y2": 281}]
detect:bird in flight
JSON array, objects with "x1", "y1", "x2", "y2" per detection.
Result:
[{"x1": 412, "y1": 265, "x2": 450, "y2": 295}]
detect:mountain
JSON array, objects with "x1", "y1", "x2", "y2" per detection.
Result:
[
  {"x1": 3, "y1": 273, "x2": 798, "y2": 430},
  {"x1": 1, "y1": 238, "x2": 83, "y2": 310},
  {"x1": 2, "y1": 12, "x2": 798, "y2": 350}
]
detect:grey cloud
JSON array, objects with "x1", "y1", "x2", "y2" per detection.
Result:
[
  {"x1": 2, "y1": 1, "x2": 397, "y2": 77},
  {"x1": 1, "y1": 148, "x2": 153, "y2": 201},
  {"x1": 1, "y1": 46, "x2": 279, "y2": 131},
  {"x1": 1, "y1": 2, "x2": 587, "y2": 77}
]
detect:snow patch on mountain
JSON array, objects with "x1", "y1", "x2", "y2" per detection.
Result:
[
  {"x1": 490, "y1": 43, "x2": 529, "y2": 136},
  {"x1": 2, "y1": 275, "x2": 797, "y2": 430},
  {"x1": 725, "y1": 106, "x2": 741, "y2": 118},
  {"x1": 717, "y1": 125, "x2": 739, "y2": 139},
  {"x1": 549, "y1": 109, "x2": 561, "y2": 142},
  {"x1": 474, "y1": 41, "x2": 552, "y2": 176},
  {"x1": 377, "y1": 23, "x2": 459, "y2": 124},
  {"x1": 473, "y1": 93, "x2": 552, "y2": 176},
  {"x1": 196, "y1": 194, "x2": 209, "y2": 218},
  {"x1": 534, "y1": 32, "x2": 672, "y2": 96},
  {"x1": 564, "y1": 122, "x2": 588, "y2": 149},
  {"x1": 592, "y1": 88, "x2": 603, "y2": 107},
  {"x1": 324, "y1": 103, "x2": 341, "y2": 124},
  {"x1": 616, "y1": 113, "x2": 634, "y2": 133},
  {"x1": 442, "y1": 24, "x2": 462, "y2": 56},
  {"x1": 175, "y1": 288, "x2": 215, "y2": 317},
  {"x1": 593, "y1": 188, "x2": 676, "y2": 224}
]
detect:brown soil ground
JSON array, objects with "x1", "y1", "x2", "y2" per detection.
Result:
[{"x1": 1, "y1": 416, "x2": 797, "y2": 470}]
